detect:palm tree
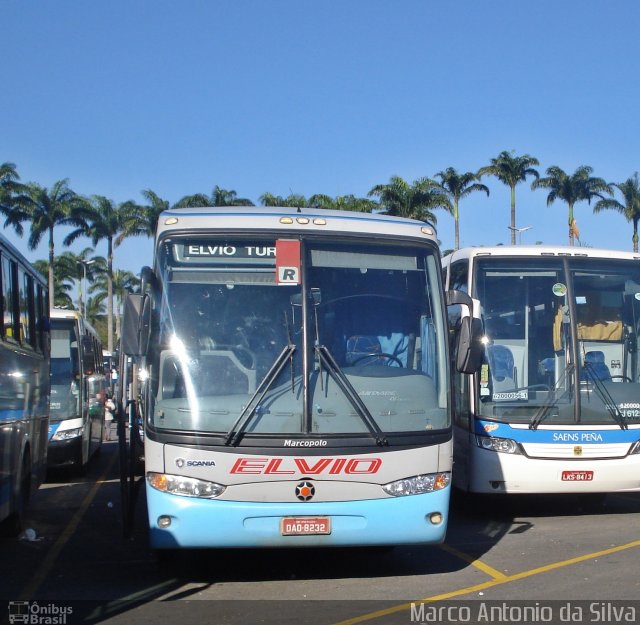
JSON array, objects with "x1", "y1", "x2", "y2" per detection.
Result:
[
  {"x1": 478, "y1": 151, "x2": 540, "y2": 244},
  {"x1": 176, "y1": 186, "x2": 254, "y2": 208},
  {"x1": 307, "y1": 194, "x2": 378, "y2": 212},
  {"x1": 32, "y1": 259, "x2": 74, "y2": 309},
  {"x1": 54, "y1": 249, "x2": 106, "y2": 315},
  {"x1": 593, "y1": 173, "x2": 640, "y2": 252},
  {"x1": 307, "y1": 194, "x2": 332, "y2": 208},
  {"x1": 84, "y1": 295, "x2": 106, "y2": 327},
  {"x1": 259, "y1": 192, "x2": 308, "y2": 207},
  {"x1": 532, "y1": 165, "x2": 613, "y2": 246},
  {"x1": 119, "y1": 189, "x2": 169, "y2": 241},
  {"x1": 434, "y1": 168, "x2": 490, "y2": 249},
  {"x1": 0, "y1": 163, "x2": 27, "y2": 229},
  {"x1": 368, "y1": 176, "x2": 451, "y2": 223},
  {"x1": 64, "y1": 196, "x2": 129, "y2": 352},
  {"x1": 90, "y1": 269, "x2": 140, "y2": 343},
  {"x1": 9, "y1": 179, "x2": 87, "y2": 309}
]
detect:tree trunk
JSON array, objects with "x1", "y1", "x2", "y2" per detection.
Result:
[
  {"x1": 48, "y1": 228, "x2": 55, "y2": 310},
  {"x1": 568, "y1": 203, "x2": 575, "y2": 246},
  {"x1": 510, "y1": 186, "x2": 516, "y2": 245},
  {"x1": 454, "y1": 199, "x2": 460, "y2": 250},
  {"x1": 107, "y1": 237, "x2": 114, "y2": 353}
]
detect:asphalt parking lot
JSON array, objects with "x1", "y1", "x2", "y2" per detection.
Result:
[{"x1": 2, "y1": 442, "x2": 639, "y2": 625}]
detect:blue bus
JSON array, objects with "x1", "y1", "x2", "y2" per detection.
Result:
[
  {"x1": 0, "y1": 233, "x2": 49, "y2": 534},
  {"x1": 121, "y1": 207, "x2": 480, "y2": 549}
]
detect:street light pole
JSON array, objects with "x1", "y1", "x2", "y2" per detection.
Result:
[
  {"x1": 507, "y1": 225, "x2": 532, "y2": 245},
  {"x1": 78, "y1": 259, "x2": 95, "y2": 317}
]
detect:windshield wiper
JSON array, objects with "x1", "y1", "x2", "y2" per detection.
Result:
[
  {"x1": 315, "y1": 344, "x2": 388, "y2": 447},
  {"x1": 530, "y1": 364, "x2": 574, "y2": 430},
  {"x1": 581, "y1": 364, "x2": 628, "y2": 430},
  {"x1": 224, "y1": 344, "x2": 296, "y2": 446}
]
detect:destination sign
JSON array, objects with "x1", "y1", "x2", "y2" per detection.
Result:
[{"x1": 183, "y1": 244, "x2": 276, "y2": 258}]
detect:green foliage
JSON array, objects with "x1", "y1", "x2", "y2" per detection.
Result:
[
  {"x1": 532, "y1": 165, "x2": 613, "y2": 245},
  {"x1": 478, "y1": 151, "x2": 540, "y2": 245},
  {"x1": 368, "y1": 176, "x2": 451, "y2": 223}
]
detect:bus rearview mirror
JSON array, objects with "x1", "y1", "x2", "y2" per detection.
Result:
[{"x1": 456, "y1": 316, "x2": 483, "y2": 374}]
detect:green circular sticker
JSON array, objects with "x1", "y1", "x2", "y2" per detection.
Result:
[{"x1": 552, "y1": 283, "x2": 567, "y2": 297}]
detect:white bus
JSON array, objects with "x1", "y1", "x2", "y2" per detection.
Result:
[
  {"x1": 0, "y1": 233, "x2": 49, "y2": 534},
  {"x1": 120, "y1": 206, "x2": 480, "y2": 549},
  {"x1": 48, "y1": 309, "x2": 106, "y2": 473},
  {"x1": 443, "y1": 245, "x2": 640, "y2": 496}
]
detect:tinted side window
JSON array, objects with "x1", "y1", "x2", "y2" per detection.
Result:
[{"x1": 2, "y1": 257, "x2": 16, "y2": 341}]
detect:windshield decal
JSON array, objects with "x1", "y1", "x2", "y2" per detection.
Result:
[{"x1": 552, "y1": 283, "x2": 567, "y2": 297}]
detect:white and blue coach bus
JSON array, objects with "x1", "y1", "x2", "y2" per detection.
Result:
[
  {"x1": 120, "y1": 207, "x2": 480, "y2": 549},
  {"x1": 48, "y1": 309, "x2": 106, "y2": 472},
  {"x1": 444, "y1": 245, "x2": 640, "y2": 496},
  {"x1": 0, "y1": 233, "x2": 49, "y2": 534}
]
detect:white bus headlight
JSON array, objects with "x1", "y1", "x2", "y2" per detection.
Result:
[
  {"x1": 382, "y1": 472, "x2": 450, "y2": 497},
  {"x1": 147, "y1": 472, "x2": 226, "y2": 499},
  {"x1": 51, "y1": 427, "x2": 83, "y2": 441},
  {"x1": 476, "y1": 435, "x2": 521, "y2": 454}
]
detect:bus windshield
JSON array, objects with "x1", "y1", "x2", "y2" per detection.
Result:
[
  {"x1": 50, "y1": 318, "x2": 80, "y2": 423},
  {"x1": 475, "y1": 256, "x2": 640, "y2": 426},
  {"x1": 150, "y1": 237, "x2": 448, "y2": 437}
]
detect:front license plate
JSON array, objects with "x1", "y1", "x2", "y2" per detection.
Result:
[
  {"x1": 561, "y1": 470, "x2": 594, "y2": 481},
  {"x1": 281, "y1": 517, "x2": 331, "y2": 536}
]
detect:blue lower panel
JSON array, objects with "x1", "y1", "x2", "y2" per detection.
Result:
[{"x1": 147, "y1": 485, "x2": 450, "y2": 549}]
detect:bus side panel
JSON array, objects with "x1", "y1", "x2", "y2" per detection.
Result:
[{"x1": 0, "y1": 413, "x2": 20, "y2": 522}]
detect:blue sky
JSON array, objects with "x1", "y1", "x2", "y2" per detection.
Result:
[{"x1": 2, "y1": 1, "x2": 640, "y2": 276}]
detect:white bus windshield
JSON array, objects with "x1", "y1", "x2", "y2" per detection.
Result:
[
  {"x1": 475, "y1": 257, "x2": 640, "y2": 426},
  {"x1": 50, "y1": 319, "x2": 80, "y2": 422},
  {"x1": 150, "y1": 237, "x2": 448, "y2": 437}
]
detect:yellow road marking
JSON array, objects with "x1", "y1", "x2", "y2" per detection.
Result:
[
  {"x1": 331, "y1": 539, "x2": 640, "y2": 625},
  {"x1": 18, "y1": 452, "x2": 118, "y2": 600},
  {"x1": 438, "y1": 544, "x2": 508, "y2": 580}
]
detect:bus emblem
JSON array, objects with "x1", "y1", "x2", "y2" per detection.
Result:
[
  {"x1": 295, "y1": 481, "x2": 315, "y2": 501},
  {"x1": 573, "y1": 446, "x2": 583, "y2": 457},
  {"x1": 175, "y1": 458, "x2": 185, "y2": 468}
]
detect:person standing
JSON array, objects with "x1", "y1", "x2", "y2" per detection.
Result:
[{"x1": 104, "y1": 393, "x2": 115, "y2": 441}]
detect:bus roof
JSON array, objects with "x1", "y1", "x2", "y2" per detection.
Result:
[
  {"x1": 155, "y1": 206, "x2": 438, "y2": 246},
  {"x1": 443, "y1": 245, "x2": 640, "y2": 266},
  {"x1": 50, "y1": 309, "x2": 102, "y2": 339}
]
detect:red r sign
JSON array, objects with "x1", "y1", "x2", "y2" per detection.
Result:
[{"x1": 276, "y1": 239, "x2": 301, "y2": 285}]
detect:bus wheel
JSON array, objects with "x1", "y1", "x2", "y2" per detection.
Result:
[{"x1": 1, "y1": 451, "x2": 31, "y2": 537}]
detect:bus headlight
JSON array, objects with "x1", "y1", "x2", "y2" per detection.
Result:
[
  {"x1": 51, "y1": 427, "x2": 83, "y2": 441},
  {"x1": 382, "y1": 472, "x2": 450, "y2": 497},
  {"x1": 476, "y1": 435, "x2": 521, "y2": 454},
  {"x1": 147, "y1": 472, "x2": 226, "y2": 499}
]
